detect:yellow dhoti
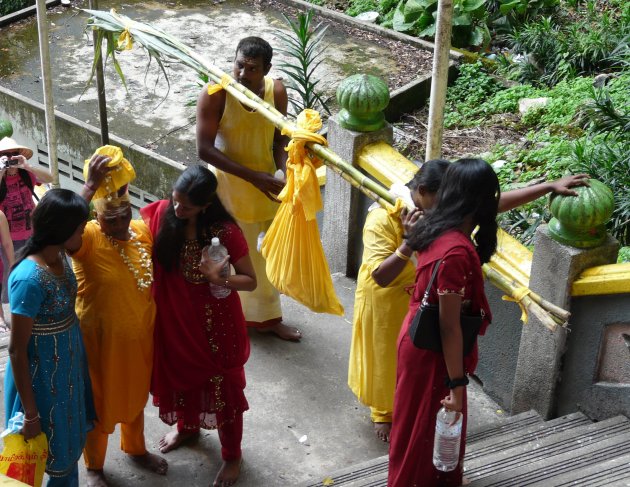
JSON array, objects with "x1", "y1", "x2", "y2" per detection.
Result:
[{"x1": 237, "y1": 219, "x2": 282, "y2": 325}]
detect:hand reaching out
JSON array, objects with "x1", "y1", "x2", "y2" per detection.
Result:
[{"x1": 549, "y1": 174, "x2": 590, "y2": 196}]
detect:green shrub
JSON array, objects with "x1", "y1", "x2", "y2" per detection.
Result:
[
  {"x1": 346, "y1": 0, "x2": 379, "y2": 16},
  {"x1": 0, "y1": 0, "x2": 34, "y2": 16},
  {"x1": 507, "y1": 10, "x2": 629, "y2": 86}
]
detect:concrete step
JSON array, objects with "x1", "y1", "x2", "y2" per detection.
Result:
[
  {"x1": 466, "y1": 415, "x2": 630, "y2": 486},
  {"x1": 298, "y1": 455, "x2": 388, "y2": 487},
  {"x1": 467, "y1": 411, "x2": 591, "y2": 461},
  {"x1": 299, "y1": 414, "x2": 630, "y2": 487},
  {"x1": 529, "y1": 452, "x2": 630, "y2": 487},
  {"x1": 467, "y1": 410, "x2": 543, "y2": 444}
]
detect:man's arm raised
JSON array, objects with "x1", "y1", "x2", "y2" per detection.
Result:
[{"x1": 196, "y1": 85, "x2": 284, "y2": 201}]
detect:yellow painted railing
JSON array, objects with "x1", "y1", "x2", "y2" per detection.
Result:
[{"x1": 351, "y1": 141, "x2": 628, "y2": 297}]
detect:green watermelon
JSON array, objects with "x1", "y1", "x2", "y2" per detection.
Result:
[{"x1": 0, "y1": 120, "x2": 13, "y2": 139}]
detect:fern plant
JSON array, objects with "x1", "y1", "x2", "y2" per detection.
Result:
[{"x1": 274, "y1": 10, "x2": 331, "y2": 116}]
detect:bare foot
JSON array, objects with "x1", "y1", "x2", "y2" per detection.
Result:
[
  {"x1": 158, "y1": 429, "x2": 199, "y2": 453},
  {"x1": 257, "y1": 322, "x2": 301, "y2": 341},
  {"x1": 129, "y1": 451, "x2": 168, "y2": 475},
  {"x1": 0, "y1": 318, "x2": 9, "y2": 332},
  {"x1": 86, "y1": 469, "x2": 108, "y2": 487},
  {"x1": 373, "y1": 422, "x2": 392, "y2": 442},
  {"x1": 212, "y1": 459, "x2": 241, "y2": 487}
]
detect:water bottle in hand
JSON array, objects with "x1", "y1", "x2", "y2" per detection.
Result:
[
  {"x1": 433, "y1": 407, "x2": 463, "y2": 472},
  {"x1": 206, "y1": 237, "x2": 231, "y2": 299}
]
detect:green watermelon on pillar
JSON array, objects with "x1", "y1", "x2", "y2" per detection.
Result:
[{"x1": 0, "y1": 120, "x2": 13, "y2": 139}]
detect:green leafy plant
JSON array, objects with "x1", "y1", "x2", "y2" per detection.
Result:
[
  {"x1": 0, "y1": 0, "x2": 34, "y2": 16},
  {"x1": 274, "y1": 10, "x2": 331, "y2": 115},
  {"x1": 346, "y1": 0, "x2": 380, "y2": 16},
  {"x1": 572, "y1": 83, "x2": 630, "y2": 244},
  {"x1": 506, "y1": 10, "x2": 629, "y2": 86},
  {"x1": 488, "y1": 0, "x2": 559, "y2": 34},
  {"x1": 391, "y1": 0, "x2": 491, "y2": 48}
]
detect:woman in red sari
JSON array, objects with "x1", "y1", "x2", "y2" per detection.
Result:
[
  {"x1": 388, "y1": 159, "x2": 500, "y2": 487},
  {"x1": 141, "y1": 165, "x2": 256, "y2": 487}
]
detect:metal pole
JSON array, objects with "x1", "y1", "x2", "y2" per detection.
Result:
[
  {"x1": 89, "y1": 0, "x2": 109, "y2": 145},
  {"x1": 35, "y1": 0, "x2": 59, "y2": 187},
  {"x1": 425, "y1": 0, "x2": 454, "y2": 161}
]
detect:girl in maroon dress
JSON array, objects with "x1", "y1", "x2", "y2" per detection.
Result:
[
  {"x1": 388, "y1": 159, "x2": 500, "y2": 487},
  {"x1": 141, "y1": 165, "x2": 256, "y2": 487}
]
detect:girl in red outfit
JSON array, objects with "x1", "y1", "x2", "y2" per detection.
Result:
[
  {"x1": 141, "y1": 165, "x2": 256, "y2": 487},
  {"x1": 388, "y1": 159, "x2": 500, "y2": 487}
]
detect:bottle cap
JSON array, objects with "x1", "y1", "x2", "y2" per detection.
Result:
[{"x1": 211, "y1": 237, "x2": 220, "y2": 246}]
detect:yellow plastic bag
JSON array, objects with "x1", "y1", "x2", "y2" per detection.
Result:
[
  {"x1": 261, "y1": 109, "x2": 344, "y2": 316},
  {"x1": 0, "y1": 433, "x2": 48, "y2": 487}
]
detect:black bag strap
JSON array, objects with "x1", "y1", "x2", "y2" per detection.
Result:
[{"x1": 421, "y1": 258, "x2": 443, "y2": 306}]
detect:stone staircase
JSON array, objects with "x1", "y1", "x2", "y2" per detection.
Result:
[{"x1": 299, "y1": 410, "x2": 630, "y2": 486}]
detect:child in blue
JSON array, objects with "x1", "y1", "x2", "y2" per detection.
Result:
[{"x1": 4, "y1": 189, "x2": 95, "y2": 487}]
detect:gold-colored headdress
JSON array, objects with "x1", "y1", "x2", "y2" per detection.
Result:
[{"x1": 84, "y1": 145, "x2": 136, "y2": 213}]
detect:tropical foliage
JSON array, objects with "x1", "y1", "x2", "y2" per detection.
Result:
[
  {"x1": 274, "y1": 10, "x2": 331, "y2": 115},
  {"x1": 0, "y1": 0, "x2": 34, "y2": 16}
]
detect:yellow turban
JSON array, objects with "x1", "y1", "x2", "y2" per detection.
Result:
[{"x1": 84, "y1": 145, "x2": 136, "y2": 201}]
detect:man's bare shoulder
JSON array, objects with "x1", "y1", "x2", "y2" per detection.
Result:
[{"x1": 198, "y1": 83, "x2": 227, "y2": 114}]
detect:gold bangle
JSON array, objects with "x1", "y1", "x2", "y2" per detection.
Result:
[{"x1": 394, "y1": 249, "x2": 411, "y2": 262}]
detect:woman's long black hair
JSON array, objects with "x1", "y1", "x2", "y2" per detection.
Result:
[
  {"x1": 407, "y1": 159, "x2": 450, "y2": 193},
  {"x1": 407, "y1": 158, "x2": 500, "y2": 264},
  {"x1": 154, "y1": 165, "x2": 235, "y2": 271},
  {"x1": 13, "y1": 188, "x2": 89, "y2": 270}
]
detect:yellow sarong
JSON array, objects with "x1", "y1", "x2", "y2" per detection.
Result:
[{"x1": 348, "y1": 203, "x2": 415, "y2": 415}]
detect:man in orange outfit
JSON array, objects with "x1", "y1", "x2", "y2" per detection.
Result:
[
  {"x1": 71, "y1": 150, "x2": 167, "y2": 487},
  {"x1": 196, "y1": 36, "x2": 301, "y2": 341}
]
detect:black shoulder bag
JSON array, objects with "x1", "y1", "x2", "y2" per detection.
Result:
[{"x1": 408, "y1": 259, "x2": 484, "y2": 356}]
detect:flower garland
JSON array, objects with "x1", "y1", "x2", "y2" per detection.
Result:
[{"x1": 103, "y1": 228, "x2": 153, "y2": 290}]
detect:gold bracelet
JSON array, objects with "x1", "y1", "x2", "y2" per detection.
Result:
[{"x1": 394, "y1": 248, "x2": 411, "y2": 262}]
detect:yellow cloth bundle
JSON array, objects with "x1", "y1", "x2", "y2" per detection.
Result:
[
  {"x1": 84, "y1": 145, "x2": 136, "y2": 201},
  {"x1": 261, "y1": 109, "x2": 344, "y2": 315}
]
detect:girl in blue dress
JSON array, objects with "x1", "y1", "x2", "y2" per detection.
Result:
[{"x1": 4, "y1": 189, "x2": 95, "y2": 487}]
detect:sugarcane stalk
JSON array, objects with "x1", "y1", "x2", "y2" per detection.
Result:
[
  {"x1": 86, "y1": 9, "x2": 399, "y2": 210},
  {"x1": 85, "y1": 9, "x2": 566, "y2": 330},
  {"x1": 484, "y1": 264, "x2": 571, "y2": 322}
]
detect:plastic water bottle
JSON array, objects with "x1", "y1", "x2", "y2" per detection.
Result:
[
  {"x1": 433, "y1": 407, "x2": 463, "y2": 472},
  {"x1": 206, "y1": 237, "x2": 231, "y2": 299},
  {"x1": 274, "y1": 169, "x2": 285, "y2": 181}
]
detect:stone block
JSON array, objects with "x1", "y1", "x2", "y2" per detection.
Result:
[
  {"x1": 322, "y1": 116, "x2": 392, "y2": 276},
  {"x1": 511, "y1": 225, "x2": 619, "y2": 418}
]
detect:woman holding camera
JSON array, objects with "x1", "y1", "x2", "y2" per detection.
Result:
[{"x1": 0, "y1": 137, "x2": 53, "y2": 309}]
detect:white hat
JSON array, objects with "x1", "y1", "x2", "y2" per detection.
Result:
[{"x1": 0, "y1": 137, "x2": 33, "y2": 160}]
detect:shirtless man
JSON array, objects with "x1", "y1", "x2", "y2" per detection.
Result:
[{"x1": 196, "y1": 36, "x2": 301, "y2": 341}]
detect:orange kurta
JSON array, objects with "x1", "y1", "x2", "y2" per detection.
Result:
[{"x1": 72, "y1": 220, "x2": 155, "y2": 433}]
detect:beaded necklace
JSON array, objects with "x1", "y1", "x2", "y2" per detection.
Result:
[{"x1": 103, "y1": 227, "x2": 154, "y2": 290}]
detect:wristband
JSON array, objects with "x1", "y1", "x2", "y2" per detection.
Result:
[
  {"x1": 445, "y1": 376, "x2": 469, "y2": 389},
  {"x1": 394, "y1": 248, "x2": 411, "y2": 262},
  {"x1": 24, "y1": 413, "x2": 40, "y2": 424}
]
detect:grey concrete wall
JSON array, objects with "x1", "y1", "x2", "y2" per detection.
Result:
[
  {"x1": 557, "y1": 293, "x2": 630, "y2": 420},
  {"x1": 475, "y1": 282, "x2": 524, "y2": 411},
  {"x1": 0, "y1": 85, "x2": 184, "y2": 210}
]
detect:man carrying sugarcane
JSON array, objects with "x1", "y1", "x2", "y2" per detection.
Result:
[{"x1": 196, "y1": 36, "x2": 301, "y2": 342}]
